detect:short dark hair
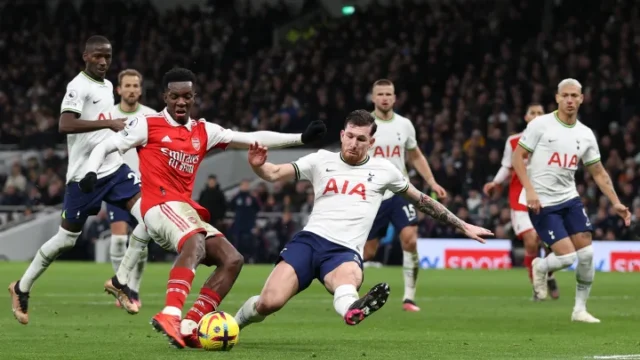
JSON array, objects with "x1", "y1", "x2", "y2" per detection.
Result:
[
  {"x1": 85, "y1": 35, "x2": 110, "y2": 51},
  {"x1": 372, "y1": 79, "x2": 394, "y2": 90},
  {"x1": 526, "y1": 103, "x2": 543, "y2": 111},
  {"x1": 162, "y1": 67, "x2": 196, "y2": 91},
  {"x1": 344, "y1": 110, "x2": 377, "y2": 136}
]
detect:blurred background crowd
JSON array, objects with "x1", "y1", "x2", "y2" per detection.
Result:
[{"x1": 1, "y1": 0, "x2": 639, "y2": 262}]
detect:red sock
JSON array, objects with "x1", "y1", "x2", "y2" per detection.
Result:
[
  {"x1": 165, "y1": 267, "x2": 195, "y2": 311},
  {"x1": 185, "y1": 288, "x2": 221, "y2": 324},
  {"x1": 524, "y1": 254, "x2": 535, "y2": 283}
]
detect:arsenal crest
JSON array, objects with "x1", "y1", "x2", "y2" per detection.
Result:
[{"x1": 192, "y1": 137, "x2": 201, "y2": 151}]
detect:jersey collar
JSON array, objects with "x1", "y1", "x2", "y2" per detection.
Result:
[{"x1": 162, "y1": 108, "x2": 193, "y2": 130}]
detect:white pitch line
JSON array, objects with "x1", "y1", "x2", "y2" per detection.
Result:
[{"x1": 589, "y1": 356, "x2": 640, "y2": 359}]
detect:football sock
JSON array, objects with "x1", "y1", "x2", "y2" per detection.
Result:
[
  {"x1": 115, "y1": 225, "x2": 149, "y2": 286},
  {"x1": 109, "y1": 234, "x2": 128, "y2": 273},
  {"x1": 536, "y1": 252, "x2": 576, "y2": 273},
  {"x1": 543, "y1": 247, "x2": 555, "y2": 278},
  {"x1": 402, "y1": 250, "x2": 419, "y2": 301},
  {"x1": 574, "y1": 245, "x2": 594, "y2": 312},
  {"x1": 235, "y1": 295, "x2": 265, "y2": 328},
  {"x1": 185, "y1": 288, "x2": 221, "y2": 324},
  {"x1": 333, "y1": 284, "x2": 359, "y2": 317},
  {"x1": 128, "y1": 245, "x2": 148, "y2": 293},
  {"x1": 162, "y1": 267, "x2": 195, "y2": 317},
  {"x1": 19, "y1": 227, "x2": 81, "y2": 293},
  {"x1": 523, "y1": 253, "x2": 535, "y2": 283}
]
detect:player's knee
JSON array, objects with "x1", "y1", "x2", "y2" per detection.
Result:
[
  {"x1": 56, "y1": 226, "x2": 82, "y2": 250},
  {"x1": 224, "y1": 248, "x2": 244, "y2": 274},
  {"x1": 256, "y1": 288, "x2": 286, "y2": 315},
  {"x1": 576, "y1": 245, "x2": 593, "y2": 264}
]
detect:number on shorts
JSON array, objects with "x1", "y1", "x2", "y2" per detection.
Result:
[
  {"x1": 128, "y1": 172, "x2": 141, "y2": 185},
  {"x1": 582, "y1": 208, "x2": 591, "y2": 227},
  {"x1": 402, "y1": 204, "x2": 417, "y2": 221}
]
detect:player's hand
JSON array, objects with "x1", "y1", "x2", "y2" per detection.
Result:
[
  {"x1": 108, "y1": 118, "x2": 127, "y2": 132},
  {"x1": 301, "y1": 120, "x2": 327, "y2": 144},
  {"x1": 483, "y1": 181, "x2": 497, "y2": 196},
  {"x1": 79, "y1": 172, "x2": 97, "y2": 193},
  {"x1": 526, "y1": 190, "x2": 542, "y2": 214},
  {"x1": 461, "y1": 223, "x2": 493, "y2": 244},
  {"x1": 248, "y1": 142, "x2": 268, "y2": 167},
  {"x1": 613, "y1": 203, "x2": 631, "y2": 226},
  {"x1": 431, "y1": 182, "x2": 448, "y2": 199}
]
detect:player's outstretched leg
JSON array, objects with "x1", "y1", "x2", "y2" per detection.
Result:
[
  {"x1": 180, "y1": 235, "x2": 244, "y2": 348},
  {"x1": 323, "y1": 261, "x2": 390, "y2": 326},
  {"x1": 399, "y1": 225, "x2": 419, "y2": 311},
  {"x1": 109, "y1": 219, "x2": 129, "y2": 308},
  {"x1": 235, "y1": 261, "x2": 299, "y2": 330},
  {"x1": 543, "y1": 245, "x2": 560, "y2": 300},
  {"x1": 8, "y1": 224, "x2": 81, "y2": 325},
  {"x1": 532, "y1": 238, "x2": 576, "y2": 300},
  {"x1": 520, "y1": 230, "x2": 539, "y2": 300},
  {"x1": 127, "y1": 245, "x2": 148, "y2": 308},
  {"x1": 151, "y1": 233, "x2": 207, "y2": 349}
]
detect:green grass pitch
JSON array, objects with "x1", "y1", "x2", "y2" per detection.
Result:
[{"x1": 0, "y1": 263, "x2": 638, "y2": 360}]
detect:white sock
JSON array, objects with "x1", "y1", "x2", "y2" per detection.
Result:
[
  {"x1": 115, "y1": 224, "x2": 149, "y2": 285},
  {"x1": 19, "y1": 227, "x2": 80, "y2": 293},
  {"x1": 235, "y1": 295, "x2": 265, "y2": 328},
  {"x1": 574, "y1": 245, "x2": 594, "y2": 312},
  {"x1": 402, "y1": 250, "x2": 419, "y2": 301},
  {"x1": 333, "y1": 284, "x2": 359, "y2": 317},
  {"x1": 109, "y1": 234, "x2": 128, "y2": 273},
  {"x1": 128, "y1": 246, "x2": 148, "y2": 293},
  {"x1": 536, "y1": 252, "x2": 576, "y2": 273},
  {"x1": 162, "y1": 306, "x2": 182, "y2": 317},
  {"x1": 180, "y1": 319, "x2": 198, "y2": 335}
]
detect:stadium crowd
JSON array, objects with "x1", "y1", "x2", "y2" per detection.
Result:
[{"x1": 1, "y1": 0, "x2": 640, "y2": 257}]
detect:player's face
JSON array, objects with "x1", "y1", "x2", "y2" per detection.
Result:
[
  {"x1": 524, "y1": 105, "x2": 544, "y2": 122},
  {"x1": 340, "y1": 124, "x2": 375, "y2": 165},
  {"x1": 555, "y1": 84, "x2": 583, "y2": 115},
  {"x1": 83, "y1": 44, "x2": 112, "y2": 79},
  {"x1": 372, "y1": 85, "x2": 395, "y2": 113},
  {"x1": 164, "y1": 82, "x2": 195, "y2": 124},
  {"x1": 117, "y1": 75, "x2": 142, "y2": 106}
]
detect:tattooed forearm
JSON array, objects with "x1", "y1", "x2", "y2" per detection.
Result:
[
  {"x1": 588, "y1": 162, "x2": 621, "y2": 204},
  {"x1": 402, "y1": 188, "x2": 465, "y2": 230}
]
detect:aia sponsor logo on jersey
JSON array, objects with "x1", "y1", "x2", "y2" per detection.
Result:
[
  {"x1": 372, "y1": 145, "x2": 401, "y2": 158},
  {"x1": 322, "y1": 178, "x2": 366, "y2": 200},
  {"x1": 610, "y1": 252, "x2": 640, "y2": 272},
  {"x1": 548, "y1": 152, "x2": 578, "y2": 169},
  {"x1": 444, "y1": 249, "x2": 512, "y2": 269}
]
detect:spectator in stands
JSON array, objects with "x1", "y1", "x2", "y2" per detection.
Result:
[
  {"x1": 4, "y1": 163, "x2": 27, "y2": 193},
  {"x1": 198, "y1": 174, "x2": 227, "y2": 230},
  {"x1": 229, "y1": 180, "x2": 260, "y2": 262}
]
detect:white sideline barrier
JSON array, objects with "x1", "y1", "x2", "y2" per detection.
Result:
[{"x1": 417, "y1": 239, "x2": 640, "y2": 272}]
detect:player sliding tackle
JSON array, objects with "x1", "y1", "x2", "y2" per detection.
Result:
[
  {"x1": 512, "y1": 78, "x2": 631, "y2": 323},
  {"x1": 79, "y1": 67, "x2": 327, "y2": 348},
  {"x1": 235, "y1": 110, "x2": 492, "y2": 329}
]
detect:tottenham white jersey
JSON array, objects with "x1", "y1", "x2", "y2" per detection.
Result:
[
  {"x1": 111, "y1": 103, "x2": 157, "y2": 175},
  {"x1": 61, "y1": 72, "x2": 119, "y2": 183},
  {"x1": 293, "y1": 150, "x2": 410, "y2": 256},
  {"x1": 518, "y1": 111, "x2": 600, "y2": 207},
  {"x1": 368, "y1": 112, "x2": 417, "y2": 200}
]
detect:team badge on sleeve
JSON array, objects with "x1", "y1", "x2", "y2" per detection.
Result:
[
  {"x1": 125, "y1": 117, "x2": 138, "y2": 129},
  {"x1": 62, "y1": 90, "x2": 79, "y2": 107}
]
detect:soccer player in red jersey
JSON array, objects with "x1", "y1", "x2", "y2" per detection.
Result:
[
  {"x1": 80, "y1": 68, "x2": 327, "y2": 348},
  {"x1": 483, "y1": 104, "x2": 560, "y2": 300}
]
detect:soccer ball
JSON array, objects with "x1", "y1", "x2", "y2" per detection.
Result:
[{"x1": 197, "y1": 311, "x2": 240, "y2": 351}]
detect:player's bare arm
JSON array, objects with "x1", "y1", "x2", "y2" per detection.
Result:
[
  {"x1": 247, "y1": 142, "x2": 296, "y2": 182},
  {"x1": 58, "y1": 112, "x2": 126, "y2": 134},
  {"x1": 398, "y1": 184, "x2": 492, "y2": 243},
  {"x1": 586, "y1": 161, "x2": 631, "y2": 225},
  {"x1": 406, "y1": 147, "x2": 447, "y2": 199},
  {"x1": 512, "y1": 144, "x2": 540, "y2": 213},
  {"x1": 225, "y1": 120, "x2": 327, "y2": 150}
]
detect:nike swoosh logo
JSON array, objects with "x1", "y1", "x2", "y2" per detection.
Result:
[
  {"x1": 93, "y1": 100, "x2": 101, "y2": 104},
  {"x1": 326, "y1": 169, "x2": 334, "y2": 172},
  {"x1": 548, "y1": 139, "x2": 556, "y2": 142}
]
